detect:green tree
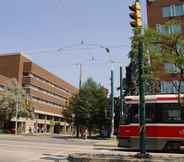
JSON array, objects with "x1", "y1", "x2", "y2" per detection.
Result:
[
  {"x1": 127, "y1": 21, "x2": 184, "y2": 97},
  {"x1": 0, "y1": 79, "x2": 33, "y2": 130},
  {"x1": 126, "y1": 29, "x2": 140, "y2": 95},
  {"x1": 63, "y1": 78, "x2": 108, "y2": 137},
  {"x1": 142, "y1": 21, "x2": 184, "y2": 100}
]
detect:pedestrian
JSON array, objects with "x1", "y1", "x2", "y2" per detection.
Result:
[
  {"x1": 84, "y1": 128, "x2": 88, "y2": 139},
  {"x1": 29, "y1": 127, "x2": 32, "y2": 134},
  {"x1": 33, "y1": 126, "x2": 36, "y2": 134},
  {"x1": 80, "y1": 127, "x2": 83, "y2": 138}
]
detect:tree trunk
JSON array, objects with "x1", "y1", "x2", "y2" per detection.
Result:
[
  {"x1": 76, "y1": 125, "x2": 79, "y2": 138},
  {"x1": 88, "y1": 128, "x2": 92, "y2": 137}
]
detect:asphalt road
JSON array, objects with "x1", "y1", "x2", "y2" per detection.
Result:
[
  {"x1": 0, "y1": 135, "x2": 98, "y2": 162},
  {"x1": 1, "y1": 135, "x2": 184, "y2": 162}
]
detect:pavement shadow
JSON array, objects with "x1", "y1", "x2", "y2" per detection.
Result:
[
  {"x1": 51, "y1": 135, "x2": 77, "y2": 140},
  {"x1": 52, "y1": 135, "x2": 111, "y2": 140},
  {"x1": 94, "y1": 147, "x2": 184, "y2": 154},
  {"x1": 41, "y1": 153, "x2": 68, "y2": 162},
  {"x1": 94, "y1": 147, "x2": 138, "y2": 152}
]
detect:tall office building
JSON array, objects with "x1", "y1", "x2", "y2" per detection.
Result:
[
  {"x1": 147, "y1": 0, "x2": 184, "y2": 94},
  {"x1": 0, "y1": 53, "x2": 78, "y2": 134}
]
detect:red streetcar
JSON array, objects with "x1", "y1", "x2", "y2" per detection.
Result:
[{"x1": 118, "y1": 94, "x2": 184, "y2": 151}]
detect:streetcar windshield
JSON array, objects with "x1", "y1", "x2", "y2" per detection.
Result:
[{"x1": 123, "y1": 103, "x2": 184, "y2": 124}]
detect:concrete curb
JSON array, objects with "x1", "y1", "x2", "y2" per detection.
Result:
[{"x1": 68, "y1": 153, "x2": 184, "y2": 162}]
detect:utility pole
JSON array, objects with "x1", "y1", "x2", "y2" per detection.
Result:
[
  {"x1": 110, "y1": 70, "x2": 114, "y2": 137},
  {"x1": 120, "y1": 66, "x2": 124, "y2": 116},
  {"x1": 120, "y1": 67, "x2": 124, "y2": 117},
  {"x1": 129, "y1": 0, "x2": 149, "y2": 158},
  {"x1": 118, "y1": 66, "x2": 124, "y2": 134}
]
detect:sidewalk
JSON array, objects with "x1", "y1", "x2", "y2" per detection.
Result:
[{"x1": 94, "y1": 136, "x2": 118, "y2": 147}]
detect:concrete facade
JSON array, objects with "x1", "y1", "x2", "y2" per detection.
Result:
[{"x1": 0, "y1": 53, "x2": 78, "y2": 134}]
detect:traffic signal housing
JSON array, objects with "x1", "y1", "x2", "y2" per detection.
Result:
[
  {"x1": 23, "y1": 97, "x2": 31, "y2": 108},
  {"x1": 65, "y1": 99, "x2": 69, "y2": 107},
  {"x1": 129, "y1": 1, "x2": 142, "y2": 28}
]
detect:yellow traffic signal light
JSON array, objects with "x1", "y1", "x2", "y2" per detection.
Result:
[
  {"x1": 129, "y1": 1, "x2": 142, "y2": 28},
  {"x1": 23, "y1": 97, "x2": 31, "y2": 108},
  {"x1": 65, "y1": 99, "x2": 69, "y2": 107}
]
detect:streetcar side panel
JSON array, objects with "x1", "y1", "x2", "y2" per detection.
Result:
[{"x1": 118, "y1": 124, "x2": 184, "y2": 150}]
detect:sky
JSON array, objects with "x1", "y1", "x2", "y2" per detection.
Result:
[{"x1": 0, "y1": 0, "x2": 147, "y2": 96}]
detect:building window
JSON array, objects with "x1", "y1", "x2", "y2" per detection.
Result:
[
  {"x1": 25, "y1": 84, "x2": 66, "y2": 101},
  {"x1": 156, "y1": 24, "x2": 182, "y2": 34},
  {"x1": 156, "y1": 24, "x2": 169, "y2": 34},
  {"x1": 31, "y1": 73, "x2": 71, "y2": 95},
  {"x1": 172, "y1": 24, "x2": 182, "y2": 33},
  {"x1": 162, "y1": 4, "x2": 184, "y2": 17},
  {"x1": 162, "y1": 6, "x2": 173, "y2": 17},
  {"x1": 161, "y1": 81, "x2": 175, "y2": 94},
  {"x1": 32, "y1": 96, "x2": 63, "y2": 108},
  {"x1": 161, "y1": 81, "x2": 184, "y2": 94},
  {"x1": 164, "y1": 63, "x2": 180, "y2": 73},
  {"x1": 175, "y1": 4, "x2": 184, "y2": 16}
]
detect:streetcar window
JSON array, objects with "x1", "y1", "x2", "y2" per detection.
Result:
[
  {"x1": 156, "y1": 103, "x2": 184, "y2": 123},
  {"x1": 125, "y1": 103, "x2": 156, "y2": 123},
  {"x1": 124, "y1": 97, "x2": 184, "y2": 124},
  {"x1": 168, "y1": 110, "x2": 181, "y2": 120},
  {"x1": 145, "y1": 103, "x2": 156, "y2": 123},
  {"x1": 124, "y1": 102, "x2": 184, "y2": 124},
  {"x1": 126, "y1": 104, "x2": 138, "y2": 123}
]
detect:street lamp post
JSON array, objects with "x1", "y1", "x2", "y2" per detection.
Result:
[
  {"x1": 73, "y1": 62, "x2": 83, "y2": 138},
  {"x1": 110, "y1": 70, "x2": 114, "y2": 137},
  {"x1": 104, "y1": 47, "x2": 115, "y2": 137}
]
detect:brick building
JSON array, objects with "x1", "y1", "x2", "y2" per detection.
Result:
[
  {"x1": 0, "y1": 53, "x2": 78, "y2": 134},
  {"x1": 147, "y1": 0, "x2": 184, "y2": 94}
]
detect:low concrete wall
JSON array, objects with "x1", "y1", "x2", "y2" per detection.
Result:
[{"x1": 68, "y1": 154, "x2": 184, "y2": 162}]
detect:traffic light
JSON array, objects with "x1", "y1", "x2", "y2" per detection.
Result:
[
  {"x1": 65, "y1": 99, "x2": 69, "y2": 107},
  {"x1": 24, "y1": 97, "x2": 31, "y2": 108},
  {"x1": 129, "y1": 1, "x2": 142, "y2": 28}
]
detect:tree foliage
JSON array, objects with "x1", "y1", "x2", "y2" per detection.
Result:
[
  {"x1": 143, "y1": 21, "x2": 184, "y2": 96},
  {"x1": 0, "y1": 79, "x2": 33, "y2": 129},
  {"x1": 126, "y1": 28, "x2": 160, "y2": 95},
  {"x1": 63, "y1": 78, "x2": 108, "y2": 135},
  {"x1": 127, "y1": 21, "x2": 184, "y2": 96}
]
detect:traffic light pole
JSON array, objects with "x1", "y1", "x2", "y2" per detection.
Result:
[
  {"x1": 138, "y1": 36, "x2": 146, "y2": 157},
  {"x1": 137, "y1": 27, "x2": 150, "y2": 158},
  {"x1": 129, "y1": 0, "x2": 150, "y2": 158}
]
